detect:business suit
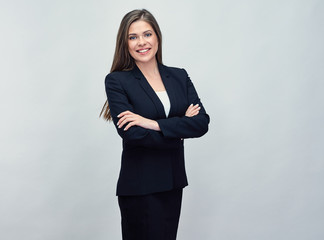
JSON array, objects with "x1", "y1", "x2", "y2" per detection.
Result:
[
  {"x1": 105, "y1": 63, "x2": 209, "y2": 240},
  {"x1": 105, "y1": 63, "x2": 209, "y2": 196}
]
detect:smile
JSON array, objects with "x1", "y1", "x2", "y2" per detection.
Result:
[{"x1": 136, "y1": 48, "x2": 151, "y2": 53}]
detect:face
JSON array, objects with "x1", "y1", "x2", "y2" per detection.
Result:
[{"x1": 128, "y1": 20, "x2": 159, "y2": 66}]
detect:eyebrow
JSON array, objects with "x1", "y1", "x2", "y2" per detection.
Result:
[{"x1": 128, "y1": 30, "x2": 152, "y2": 36}]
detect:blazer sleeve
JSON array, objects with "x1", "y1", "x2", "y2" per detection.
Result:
[
  {"x1": 105, "y1": 73, "x2": 181, "y2": 149},
  {"x1": 157, "y1": 69, "x2": 210, "y2": 138}
]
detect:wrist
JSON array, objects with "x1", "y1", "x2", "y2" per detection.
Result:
[{"x1": 150, "y1": 120, "x2": 161, "y2": 131}]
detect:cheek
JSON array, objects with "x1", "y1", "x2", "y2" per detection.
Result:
[
  {"x1": 127, "y1": 42, "x2": 132, "y2": 51},
  {"x1": 127, "y1": 43, "x2": 135, "y2": 57},
  {"x1": 153, "y1": 40, "x2": 159, "y2": 51},
  {"x1": 153, "y1": 38, "x2": 159, "y2": 48},
  {"x1": 128, "y1": 40, "x2": 136, "y2": 50}
]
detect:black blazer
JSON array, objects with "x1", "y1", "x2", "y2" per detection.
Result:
[{"x1": 105, "y1": 63, "x2": 209, "y2": 196}]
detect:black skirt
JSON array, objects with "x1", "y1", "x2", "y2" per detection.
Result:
[{"x1": 118, "y1": 188, "x2": 183, "y2": 240}]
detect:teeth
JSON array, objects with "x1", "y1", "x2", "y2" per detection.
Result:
[{"x1": 138, "y1": 49, "x2": 149, "y2": 53}]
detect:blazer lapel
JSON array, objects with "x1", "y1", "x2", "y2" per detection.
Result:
[
  {"x1": 158, "y1": 64, "x2": 178, "y2": 117},
  {"x1": 132, "y1": 65, "x2": 166, "y2": 119}
]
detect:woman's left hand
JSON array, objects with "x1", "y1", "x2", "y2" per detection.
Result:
[{"x1": 117, "y1": 110, "x2": 160, "y2": 131}]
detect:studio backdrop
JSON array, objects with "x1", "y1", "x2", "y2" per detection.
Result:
[{"x1": 0, "y1": 0, "x2": 323, "y2": 240}]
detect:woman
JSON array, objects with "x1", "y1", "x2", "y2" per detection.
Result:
[{"x1": 100, "y1": 9, "x2": 209, "y2": 240}]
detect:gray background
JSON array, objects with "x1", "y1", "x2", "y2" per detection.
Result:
[{"x1": 1, "y1": 0, "x2": 323, "y2": 239}]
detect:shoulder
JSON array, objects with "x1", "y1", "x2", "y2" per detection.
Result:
[
  {"x1": 104, "y1": 70, "x2": 133, "y2": 85},
  {"x1": 160, "y1": 64, "x2": 190, "y2": 82},
  {"x1": 162, "y1": 64, "x2": 187, "y2": 75},
  {"x1": 160, "y1": 64, "x2": 190, "y2": 84},
  {"x1": 105, "y1": 70, "x2": 132, "y2": 80}
]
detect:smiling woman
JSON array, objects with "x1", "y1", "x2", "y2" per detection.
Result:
[
  {"x1": 100, "y1": 9, "x2": 209, "y2": 240},
  {"x1": 127, "y1": 21, "x2": 159, "y2": 66}
]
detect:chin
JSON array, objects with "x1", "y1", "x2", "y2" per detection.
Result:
[{"x1": 135, "y1": 57, "x2": 156, "y2": 64}]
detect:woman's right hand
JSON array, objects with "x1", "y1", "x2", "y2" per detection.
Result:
[{"x1": 185, "y1": 104, "x2": 200, "y2": 117}]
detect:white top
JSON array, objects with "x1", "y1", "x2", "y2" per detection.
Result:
[{"x1": 155, "y1": 90, "x2": 170, "y2": 117}]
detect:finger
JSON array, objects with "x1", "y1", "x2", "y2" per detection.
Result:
[
  {"x1": 124, "y1": 121, "x2": 136, "y2": 131},
  {"x1": 191, "y1": 105, "x2": 200, "y2": 111},
  {"x1": 188, "y1": 108, "x2": 199, "y2": 115},
  {"x1": 118, "y1": 119, "x2": 134, "y2": 128},
  {"x1": 192, "y1": 108, "x2": 200, "y2": 114},
  {"x1": 186, "y1": 104, "x2": 193, "y2": 111},
  {"x1": 117, "y1": 113, "x2": 135, "y2": 126},
  {"x1": 188, "y1": 108, "x2": 200, "y2": 117},
  {"x1": 192, "y1": 104, "x2": 200, "y2": 109},
  {"x1": 117, "y1": 115, "x2": 128, "y2": 127},
  {"x1": 192, "y1": 110, "x2": 199, "y2": 116},
  {"x1": 117, "y1": 111, "x2": 130, "y2": 118},
  {"x1": 188, "y1": 104, "x2": 199, "y2": 111},
  {"x1": 118, "y1": 116, "x2": 135, "y2": 128},
  {"x1": 186, "y1": 104, "x2": 195, "y2": 113},
  {"x1": 187, "y1": 106, "x2": 200, "y2": 115},
  {"x1": 117, "y1": 110, "x2": 132, "y2": 118}
]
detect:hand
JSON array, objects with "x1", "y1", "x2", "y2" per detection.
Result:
[
  {"x1": 117, "y1": 110, "x2": 160, "y2": 131},
  {"x1": 185, "y1": 104, "x2": 200, "y2": 117}
]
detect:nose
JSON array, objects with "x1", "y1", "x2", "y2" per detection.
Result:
[{"x1": 137, "y1": 36, "x2": 146, "y2": 46}]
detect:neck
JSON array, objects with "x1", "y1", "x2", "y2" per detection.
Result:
[{"x1": 135, "y1": 59, "x2": 159, "y2": 77}]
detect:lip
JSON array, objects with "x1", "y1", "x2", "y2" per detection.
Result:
[{"x1": 136, "y1": 48, "x2": 151, "y2": 55}]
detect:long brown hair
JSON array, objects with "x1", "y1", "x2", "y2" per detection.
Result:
[{"x1": 99, "y1": 9, "x2": 163, "y2": 121}]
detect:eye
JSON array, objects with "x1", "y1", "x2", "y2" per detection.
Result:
[
  {"x1": 144, "y1": 33, "x2": 152, "y2": 37},
  {"x1": 129, "y1": 36, "x2": 137, "y2": 40}
]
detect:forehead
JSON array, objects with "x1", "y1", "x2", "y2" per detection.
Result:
[{"x1": 128, "y1": 20, "x2": 153, "y2": 34}]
